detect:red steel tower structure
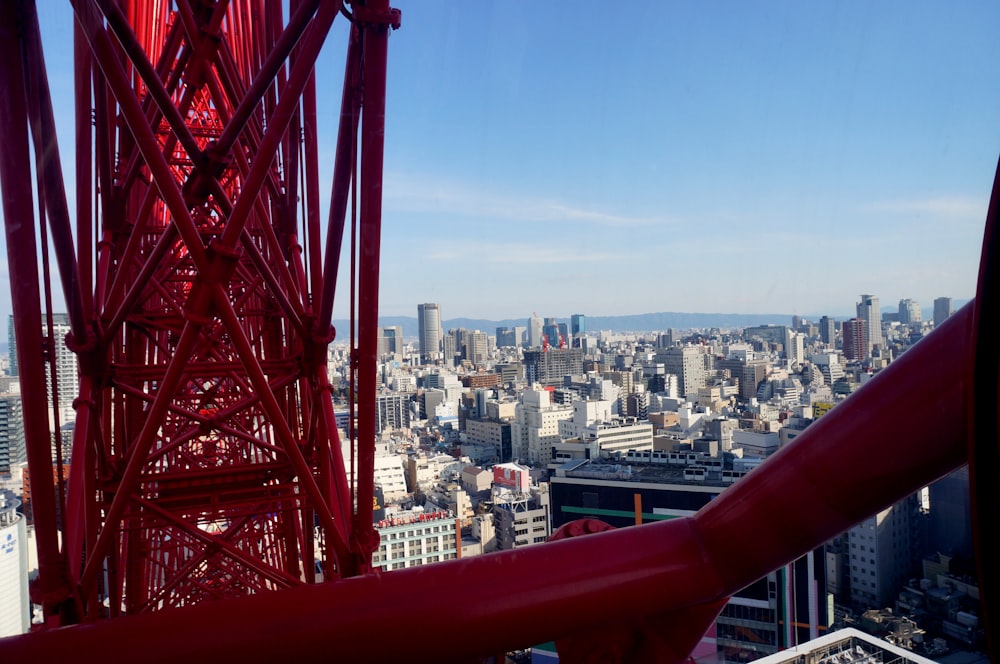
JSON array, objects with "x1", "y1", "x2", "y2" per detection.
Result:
[
  {"x1": 0, "y1": 0, "x2": 397, "y2": 625},
  {"x1": 0, "y1": 2, "x2": 997, "y2": 662}
]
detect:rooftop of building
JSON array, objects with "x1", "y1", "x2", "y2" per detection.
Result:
[
  {"x1": 750, "y1": 627, "x2": 939, "y2": 664},
  {"x1": 375, "y1": 508, "x2": 456, "y2": 531},
  {"x1": 550, "y1": 453, "x2": 753, "y2": 488}
]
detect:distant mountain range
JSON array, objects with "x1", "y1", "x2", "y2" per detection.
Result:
[
  {"x1": 0, "y1": 301, "x2": 969, "y2": 355},
  {"x1": 333, "y1": 312, "x2": 797, "y2": 339},
  {"x1": 331, "y1": 302, "x2": 973, "y2": 340}
]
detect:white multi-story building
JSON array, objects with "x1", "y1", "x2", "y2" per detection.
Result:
[
  {"x1": 559, "y1": 401, "x2": 652, "y2": 458},
  {"x1": 856, "y1": 294, "x2": 884, "y2": 355},
  {"x1": 339, "y1": 439, "x2": 409, "y2": 502},
  {"x1": 406, "y1": 453, "x2": 466, "y2": 492},
  {"x1": 433, "y1": 401, "x2": 458, "y2": 428},
  {"x1": 464, "y1": 330, "x2": 489, "y2": 366},
  {"x1": 7, "y1": 314, "x2": 78, "y2": 424},
  {"x1": 731, "y1": 429, "x2": 779, "y2": 457},
  {"x1": 847, "y1": 493, "x2": 924, "y2": 609},
  {"x1": 373, "y1": 454, "x2": 409, "y2": 502},
  {"x1": 784, "y1": 330, "x2": 805, "y2": 365},
  {"x1": 511, "y1": 385, "x2": 573, "y2": 466},
  {"x1": 810, "y1": 353, "x2": 845, "y2": 385},
  {"x1": 494, "y1": 481, "x2": 551, "y2": 550},
  {"x1": 0, "y1": 491, "x2": 29, "y2": 638},
  {"x1": 471, "y1": 512, "x2": 496, "y2": 552},
  {"x1": 372, "y1": 509, "x2": 459, "y2": 571},
  {"x1": 375, "y1": 392, "x2": 411, "y2": 433},
  {"x1": 391, "y1": 374, "x2": 417, "y2": 393},
  {"x1": 585, "y1": 418, "x2": 654, "y2": 457},
  {"x1": 660, "y1": 346, "x2": 706, "y2": 398},
  {"x1": 423, "y1": 372, "x2": 463, "y2": 401}
]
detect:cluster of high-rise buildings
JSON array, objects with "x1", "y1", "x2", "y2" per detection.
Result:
[
  {"x1": 0, "y1": 295, "x2": 982, "y2": 660},
  {"x1": 323, "y1": 295, "x2": 982, "y2": 661}
]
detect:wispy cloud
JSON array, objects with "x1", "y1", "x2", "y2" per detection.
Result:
[
  {"x1": 426, "y1": 240, "x2": 627, "y2": 265},
  {"x1": 383, "y1": 171, "x2": 673, "y2": 226},
  {"x1": 862, "y1": 196, "x2": 987, "y2": 220}
]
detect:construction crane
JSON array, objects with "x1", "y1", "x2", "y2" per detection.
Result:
[{"x1": 0, "y1": 1, "x2": 996, "y2": 662}]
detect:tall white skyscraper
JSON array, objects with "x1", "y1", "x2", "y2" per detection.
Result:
[
  {"x1": 897, "y1": 299, "x2": 921, "y2": 326},
  {"x1": 856, "y1": 294, "x2": 883, "y2": 356},
  {"x1": 527, "y1": 315, "x2": 544, "y2": 349},
  {"x1": 7, "y1": 313, "x2": 78, "y2": 422},
  {"x1": 417, "y1": 303, "x2": 442, "y2": 364}
]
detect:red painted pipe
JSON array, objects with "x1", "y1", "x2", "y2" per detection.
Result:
[
  {"x1": 353, "y1": 0, "x2": 393, "y2": 560},
  {"x1": 316, "y1": 25, "x2": 361, "y2": 330},
  {"x1": 20, "y1": 0, "x2": 90, "y2": 342},
  {"x1": 0, "y1": 1, "x2": 71, "y2": 620}
]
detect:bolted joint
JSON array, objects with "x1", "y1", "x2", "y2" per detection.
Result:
[
  {"x1": 352, "y1": 5, "x2": 401, "y2": 31},
  {"x1": 303, "y1": 319, "x2": 336, "y2": 366},
  {"x1": 182, "y1": 283, "x2": 215, "y2": 326},
  {"x1": 27, "y1": 569, "x2": 72, "y2": 609},
  {"x1": 182, "y1": 29, "x2": 222, "y2": 89},
  {"x1": 203, "y1": 239, "x2": 242, "y2": 285},
  {"x1": 65, "y1": 324, "x2": 105, "y2": 379},
  {"x1": 72, "y1": 396, "x2": 97, "y2": 412},
  {"x1": 64, "y1": 327, "x2": 97, "y2": 354},
  {"x1": 181, "y1": 141, "x2": 231, "y2": 208}
]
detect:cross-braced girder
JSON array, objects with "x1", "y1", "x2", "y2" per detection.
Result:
[{"x1": 0, "y1": 0, "x2": 395, "y2": 625}]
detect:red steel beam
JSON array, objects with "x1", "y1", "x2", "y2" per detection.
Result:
[
  {"x1": 969, "y1": 154, "x2": 1000, "y2": 655},
  {"x1": 19, "y1": 0, "x2": 90, "y2": 344},
  {"x1": 352, "y1": 0, "x2": 395, "y2": 561},
  {"x1": 0, "y1": 0, "x2": 73, "y2": 623},
  {"x1": 316, "y1": 26, "x2": 361, "y2": 330}
]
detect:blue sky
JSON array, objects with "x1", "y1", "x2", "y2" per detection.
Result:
[{"x1": 5, "y1": 1, "x2": 999, "y2": 325}]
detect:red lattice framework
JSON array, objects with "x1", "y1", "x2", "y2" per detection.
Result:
[
  {"x1": 0, "y1": 0, "x2": 396, "y2": 623},
  {"x1": 0, "y1": 1, "x2": 997, "y2": 662}
]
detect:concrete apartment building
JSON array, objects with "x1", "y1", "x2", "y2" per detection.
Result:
[
  {"x1": 511, "y1": 386, "x2": 573, "y2": 466},
  {"x1": 372, "y1": 509, "x2": 460, "y2": 571}
]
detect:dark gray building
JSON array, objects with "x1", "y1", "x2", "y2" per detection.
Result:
[{"x1": 523, "y1": 348, "x2": 583, "y2": 386}]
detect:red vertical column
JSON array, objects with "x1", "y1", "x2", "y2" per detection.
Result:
[
  {"x1": 0, "y1": 1, "x2": 70, "y2": 623},
  {"x1": 352, "y1": 1, "x2": 399, "y2": 567}
]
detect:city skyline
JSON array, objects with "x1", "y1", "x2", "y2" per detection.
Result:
[
  {"x1": 0, "y1": 3, "x2": 997, "y2": 322},
  {"x1": 339, "y1": 295, "x2": 967, "y2": 337}
]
